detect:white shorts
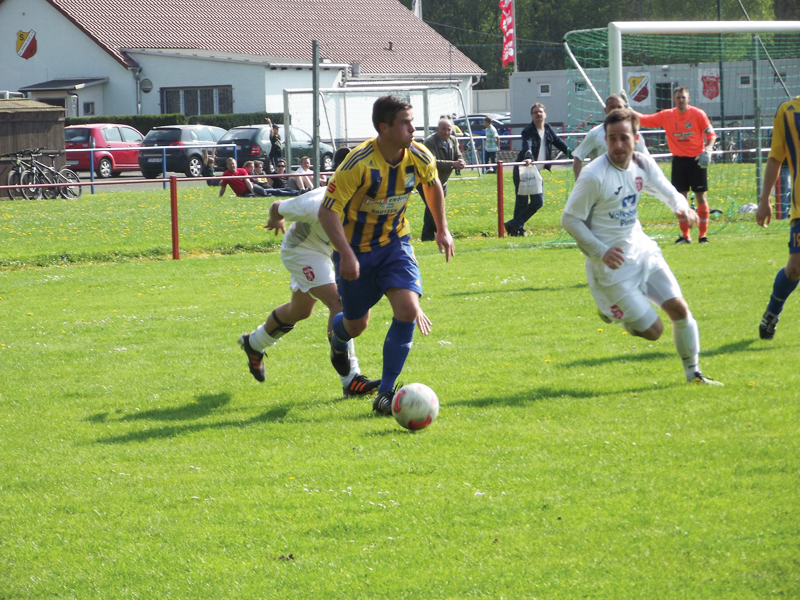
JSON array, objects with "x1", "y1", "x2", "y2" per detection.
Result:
[
  {"x1": 588, "y1": 249, "x2": 682, "y2": 331},
  {"x1": 281, "y1": 246, "x2": 335, "y2": 293}
]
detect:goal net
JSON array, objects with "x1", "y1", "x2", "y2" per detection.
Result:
[
  {"x1": 560, "y1": 21, "x2": 800, "y2": 237},
  {"x1": 282, "y1": 84, "x2": 472, "y2": 167}
]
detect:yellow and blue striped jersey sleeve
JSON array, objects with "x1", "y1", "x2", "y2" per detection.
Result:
[
  {"x1": 769, "y1": 96, "x2": 800, "y2": 219},
  {"x1": 322, "y1": 139, "x2": 438, "y2": 252}
]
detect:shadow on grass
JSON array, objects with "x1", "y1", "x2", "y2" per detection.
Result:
[
  {"x1": 447, "y1": 382, "x2": 680, "y2": 409},
  {"x1": 94, "y1": 399, "x2": 291, "y2": 445},
  {"x1": 446, "y1": 282, "x2": 584, "y2": 297},
  {"x1": 706, "y1": 338, "x2": 763, "y2": 354},
  {"x1": 119, "y1": 393, "x2": 231, "y2": 422},
  {"x1": 563, "y1": 350, "x2": 673, "y2": 368}
]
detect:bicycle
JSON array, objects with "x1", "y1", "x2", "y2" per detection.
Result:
[
  {"x1": 3, "y1": 147, "x2": 41, "y2": 200},
  {"x1": 17, "y1": 149, "x2": 82, "y2": 200}
]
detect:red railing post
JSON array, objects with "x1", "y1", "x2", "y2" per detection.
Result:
[
  {"x1": 170, "y1": 176, "x2": 180, "y2": 260},
  {"x1": 496, "y1": 161, "x2": 504, "y2": 238}
]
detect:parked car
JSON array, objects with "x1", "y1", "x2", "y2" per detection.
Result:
[
  {"x1": 214, "y1": 124, "x2": 335, "y2": 171},
  {"x1": 138, "y1": 124, "x2": 227, "y2": 178},
  {"x1": 453, "y1": 114, "x2": 512, "y2": 151},
  {"x1": 64, "y1": 123, "x2": 144, "y2": 178}
]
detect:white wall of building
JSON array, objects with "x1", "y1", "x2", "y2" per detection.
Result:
[{"x1": 0, "y1": 0, "x2": 136, "y2": 115}]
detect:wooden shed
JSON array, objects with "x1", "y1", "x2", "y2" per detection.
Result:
[{"x1": 0, "y1": 99, "x2": 66, "y2": 192}]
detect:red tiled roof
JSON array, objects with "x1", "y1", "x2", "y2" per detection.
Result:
[{"x1": 48, "y1": 0, "x2": 485, "y2": 76}]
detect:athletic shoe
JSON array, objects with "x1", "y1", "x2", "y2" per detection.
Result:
[
  {"x1": 503, "y1": 221, "x2": 518, "y2": 237},
  {"x1": 372, "y1": 390, "x2": 395, "y2": 416},
  {"x1": 328, "y1": 332, "x2": 351, "y2": 377},
  {"x1": 675, "y1": 236, "x2": 691, "y2": 244},
  {"x1": 597, "y1": 308, "x2": 612, "y2": 323},
  {"x1": 690, "y1": 372, "x2": 724, "y2": 386},
  {"x1": 344, "y1": 374, "x2": 380, "y2": 397},
  {"x1": 699, "y1": 236, "x2": 709, "y2": 243},
  {"x1": 759, "y1": 310, "x2": 779, "y2": 340},
  {"x1": 238, "y1": 333, "x2": 266, "y2": 383}
]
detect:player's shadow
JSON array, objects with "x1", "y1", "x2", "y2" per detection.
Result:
[
  {"x1": 448, "y1": 382, "x2": 680, "y2": 409},
  {"x1": 94, "y1": 402, "x2": 291, "y2": 445},
  {"x1": 447, "y1": 283, "x2": 584, "y2": 297},
  {"x1": 118, "y1": 393, "x2": 231, "y2": 422},
  {"x1": 706, "y1": 338, "x2": 763, "y2": 354},
  {"x1": 563, "y1": 350, "x2": 673, "y2": 368}
]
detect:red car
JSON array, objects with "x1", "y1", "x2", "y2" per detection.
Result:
[{"x1": 65, "y1": 124, "x2": 144, "y2": 178}]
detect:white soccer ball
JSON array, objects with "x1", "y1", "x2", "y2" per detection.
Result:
[{"x1": 392, "y1": 383, "x2": 439, "y2": 431}]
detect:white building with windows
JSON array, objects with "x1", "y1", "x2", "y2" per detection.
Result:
[{"x1": 0, "y1": 0, "x2": 484, "y2": 119}]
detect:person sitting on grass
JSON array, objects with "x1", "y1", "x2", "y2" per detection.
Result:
[
  {"x1": 219, "y1": 158, "x2": 267, "y2": 197},
  {"x1": 202, "y1": 153, "x2": 220, "y2": 186},
  {"x1": 252, "y1": 160, "x2": 269, "y2": 186}
]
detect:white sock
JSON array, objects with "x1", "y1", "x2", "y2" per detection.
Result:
[
  {"x1": 672, "y1": 313, "x2": 700, "y2": 380},
  {"x1": 249, "y1": 324, "x2": 278, "y2": 353},
  {"x1": 339, "y1": 339, "x2": 360, "y2": 386}
]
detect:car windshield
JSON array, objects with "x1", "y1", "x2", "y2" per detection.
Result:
[
  {"x1": 220, "y1": 130, "x2": 257, "y2": 142},
  {"x1": 65, "y1": 128, "x2": 90, "y2": 143},
  {"x1": 145, "y1": 129, "x2": 181, "y2": 143}
]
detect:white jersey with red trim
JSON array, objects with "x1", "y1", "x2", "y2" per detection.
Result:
[
  {"x1": 278, "y1": 187, "x2": 331, "y2": 256},
  {"x1": 563, "y1": 151, "x2": 688, "y2": 287}
]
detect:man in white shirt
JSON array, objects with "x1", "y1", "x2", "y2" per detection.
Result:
[
  {"x1": 572, "y1": 94, "x2": 648, "y2": 179},
  {"x1": 561, "y1": 108, "x2": 722, "y2": 386}
]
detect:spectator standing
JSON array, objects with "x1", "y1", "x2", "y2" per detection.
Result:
[
  {"x1": 269, "y1": 124, "x2": 283, "y2": 171},
  {"x1": 416, "y1": 117, "x2": 465, "y2": 241},
  {"x1": 505, "y1": 102, "x2": 569, "y2": 237},
  {"x1": 483, "y1": 116, "x2": 498, "y2": 174}
]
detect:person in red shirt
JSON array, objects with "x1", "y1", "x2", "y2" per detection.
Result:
[
  {"x1": 637, "y1": 87, "x2": 716, "y2": 244},
  {"x1": 219, "y1": 157, "x2": 255, "y2": 197}
]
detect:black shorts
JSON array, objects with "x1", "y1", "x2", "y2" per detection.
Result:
[{"x1": 671, "y1": 155, "x2": 708, "y2": 193}]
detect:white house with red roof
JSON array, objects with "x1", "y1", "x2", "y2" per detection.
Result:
[{"x1": 0, "y1": 0, "x2": 484, "y2": 124}]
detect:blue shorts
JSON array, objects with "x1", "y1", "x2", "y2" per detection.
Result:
[
  {"x1": 333, "y1": 235, "x2": 422, "y2": 320},
  {"x1": 790, "y1": 219, "x2": 800, "y2": 254}
]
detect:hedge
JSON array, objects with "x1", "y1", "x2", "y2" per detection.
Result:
[
  {"x1": 64, "y1": 114, "x2": 188, "y2": 134},
  {"x1": 187, "y1": 112, "x2": 283, "y2": 129}
]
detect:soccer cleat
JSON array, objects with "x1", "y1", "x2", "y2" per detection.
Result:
[
  {"x1": 759, "y1": 310, "x2": 779, "y2": 340},
  {"x1": 597, "y1": 308, "x2": 612, "y2": 323},
  {"x1": 372, "y1": 390, "x2": 395, "y2": 416},
  {"x1": 675, "y1": 236, "x2": 691, "y2": 244},
  {"x1": 328, "y1": 332, "x2": 352, "y2": 377},
  {"x1": 238, "y1": 333, "x2": 266, "y2": 383},
  {"x1": 344, "y1": 374, "x2": 381, "y2": 397},
  {"x1": 690, "y1": 372, "x2": 724, "y2": 386},
  {"x1": 699, "y1": 236, "x2": 709, "y2": 243}
]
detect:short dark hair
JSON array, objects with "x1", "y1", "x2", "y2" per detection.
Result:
[
  {"x1": 333, "y1": 147, "x2": 351, "y2": 170},
  {"x1": 372, "y1": 95, "x2": 412, "y2": 133},
  {"x1": 673, "y1": 86, "x2": 689, "y2": 98},
  {"x1": 605, "y1": 94, "x2": 624, "y2": 109},
  {"x1": 530, "y1": 102, "x2": 546, "y2": 113},
  {"x1": 603, "y1": 108, "x2": 639, "y2": 135}
]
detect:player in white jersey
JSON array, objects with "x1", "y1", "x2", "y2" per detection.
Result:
[
  {"x1": 561, "y1": 108, "x2": 722, "y2": 386},
  {"x1": 572, "y1": 94, "x2": 648, "y2": 180}
]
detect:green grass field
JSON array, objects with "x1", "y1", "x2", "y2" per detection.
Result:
[{"x1": 1, "y1": 179, "x2": 798, "y2": 598}]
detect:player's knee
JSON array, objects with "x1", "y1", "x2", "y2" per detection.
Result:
[
  {"x1": 344, "y1": 316, "x2": 368, "y2": 337},
  {"x1": 635, "y1": 319, "x2": 663, "y2": 341},
  {"x1": 785, "y1": 256, "x2": 800, "y2": 281},
  {"x1": 662, "y1": 297, "x2": 689, "y2": 321}
]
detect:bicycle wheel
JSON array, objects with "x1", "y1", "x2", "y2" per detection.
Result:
[
  {"x1": 6, "y1": 170, "x2": 21, "y2": 200},
  {"x1": 20, "y1": 170, "x2": 42, "y2": 200},
  {"x1": 58, "y1": 168, "x2": 82, "y2": 199},
  {"x1": 41, "y1": 169, "x2": 59, "y2": 200}
]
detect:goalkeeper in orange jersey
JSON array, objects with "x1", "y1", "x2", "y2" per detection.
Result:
[{"x1": 637, "y1": 87, "x2": 717, "y2": 244}]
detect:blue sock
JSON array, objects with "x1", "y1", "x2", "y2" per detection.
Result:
[
  {"x1": 331, "y1": 313, "x2": 351, "y2": 352},
  {"x1": 767, "y1": 268, "x2": 799, "y2": 315},
  {"x1": 380, "y1": 318, "x2": 416, "y2": 393}
]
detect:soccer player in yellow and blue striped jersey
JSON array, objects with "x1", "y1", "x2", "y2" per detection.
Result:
[
  {"x1": 756, "y1": 95, "x2": 800, "y2": 339},
  {"x1": 319, "y1": 96, "x2": 455, "y2": 415}
]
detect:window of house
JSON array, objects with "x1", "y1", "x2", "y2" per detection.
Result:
[
  {"x1": 738, "y1": 74, "x2": 752, "y2": 88},
  {"x1": 774, "y1": 70, "x2": 787, "y2": 86},
  {"x1": 538, "y1": 83, "x2": 551, "y2": 96},
  {"x1": 83, "y1": 102, "x2": 95, "y2": 115},
  {"x1": 575, "y1": 81, "x2": 587, "y2": 94},
  {"x1": 160, "y1": 86, "x2": 233, "y2": 115}
]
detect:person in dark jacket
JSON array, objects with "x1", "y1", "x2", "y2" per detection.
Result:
[{"x1": 505, "y1": 103, "x2": 570, "y2": 237}]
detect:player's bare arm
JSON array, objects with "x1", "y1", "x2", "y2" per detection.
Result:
[
  {"x1": 757, "y1": 157, "x2": 782, "y2": 228},
  {"x1": 421, "y1": 179, "x2": 455, "y2": 261},
  {"x1": 265, "y1": 200, "x2": 286, "y2": 235},
  {"x1": 318, "y1": 205, "x2": 360, "y2": 280}
]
